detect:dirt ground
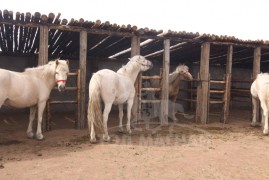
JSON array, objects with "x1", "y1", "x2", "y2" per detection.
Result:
[{"x1": 1, "y1": 108, "x2": 269, "y2": 180}]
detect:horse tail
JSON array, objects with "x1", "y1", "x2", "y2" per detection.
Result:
[{"x1": 87, "y1": 73, "x2": 104, "y2": 132}]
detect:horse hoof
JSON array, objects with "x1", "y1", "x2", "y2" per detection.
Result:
[
  {"x1": 35, "y1": 134, "x2": 44, "y2": 141},
  {"x1": 251, "y1": 122, "x2": 260, "y2": 127},
  {"x1": 27, "y1": 132, "x2": 34, "y2": 139},
  {"x1": 263, "y1": 129, "x2": 269, "y2": 135},
  {"x1": 127, "y1": 129, "x2": 132, "y2": 134},
  {"x1": 103, "y1": 135, "x2": 111, "y2": 142},
  {"x1": 118, "y1": 128, "x2": 124, "y2": 133},
  {"x1": 90, "y1": 138, "x2": 97, "y2": 144}
]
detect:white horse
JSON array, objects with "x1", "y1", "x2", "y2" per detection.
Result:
[
  {"x1": 0, "y1": 59, "x2": 69, "y2": 140},
  {"x1": 251, "y1": 73, "x2": 269, "y2": 135},
  {"x1": 87, "y1": 55, "x2": 153, "y2": 143}
]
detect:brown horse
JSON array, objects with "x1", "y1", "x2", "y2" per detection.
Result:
[{"x1": 150, "y1": 64, "x2": 193, "y2": 121}]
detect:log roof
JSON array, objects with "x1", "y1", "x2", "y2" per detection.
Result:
[{"x1": 1, "y1": 9, "x2": 269, "y2": 68}]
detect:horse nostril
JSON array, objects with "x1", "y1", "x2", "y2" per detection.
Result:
[{"x1": 58, "y1": 84, "x2": 66, "y2": 92}]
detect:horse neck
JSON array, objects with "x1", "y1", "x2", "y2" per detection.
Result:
[
  {"x1": 169, "y1": 72, "x2": 182, "y2": 87},
  {"x1": 118, "y1": 63, "x2": 140, "y2": 84},
  {"x1": 26, "y1": 64, "x2": 56, "y2": 89}
]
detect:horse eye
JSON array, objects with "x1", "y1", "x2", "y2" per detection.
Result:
[{"x1": 55, "y1": 72, "x2": 59, "y2": 75}]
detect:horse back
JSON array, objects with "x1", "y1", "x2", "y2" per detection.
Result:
[{"x1": 94, "y1": 69, "x2": 134, "y2": 104}]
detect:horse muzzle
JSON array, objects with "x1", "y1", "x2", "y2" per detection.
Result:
[
  {"x1": 186, "y1": 72, "x2": 193, "y2": 80},
  {"x1": 148, "y1": 61, "x2": 153, "y2": 69},
  {"x1": 57, "y1": 80, "x2": 67, "y2": 92},
  {"x1": 58, "y1": 83, "x2": 66, "y2": 92}
]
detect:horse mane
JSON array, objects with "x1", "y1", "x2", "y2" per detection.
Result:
[
  {"x1": 117, "y1": 60, "x2": 139, "y2": 76},
  {"x1": 24, "y1": 61, "x2": 56, "y2": 79}
]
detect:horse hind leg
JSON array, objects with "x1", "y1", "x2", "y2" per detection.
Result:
[
  {"x1": 90, "y1": 119, "x2": 96, "y2": 143},
  {"x1": 260, "y1": 101, "x2": 269, "y2": 135},
  {"x1": 118, "y1": 104, "x2": 124, "y2": 133},
  {"x1": 26, "y1": 106, "x2": 37, "y2": 138},
  {"x1": 251, "y1": 97, "x2": 260, "y2": 127},
  {"x1": 103, "y1": 103, "x2": 112, "y2": 142}
]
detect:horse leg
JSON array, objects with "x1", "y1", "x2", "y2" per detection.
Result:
[
  {"x1": 36, "y1": 102, "x2": 46, "y2": 140},
  {"x1": 251, "y1": 97, "x2": 260, "y2": 126},
  {"x1": 26, "y1": 106, "x2": 37, "y2": 138},
  {"x1": 118, "y1": 104, "x2": 124, "y2": 133},
  {"x1": 261, "y1": 101, "x2": 269, "y2": 135},
  {"x1": 171, "y1": 97, "x2": 178, "y2": 122},
  {"x1": 103, "y1": 103, "x2": 112, "y2": 142},
  {"x1": 127, "y1": 98, "x2": 134, "y2": 134}
]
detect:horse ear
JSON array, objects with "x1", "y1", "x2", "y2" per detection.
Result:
[
  {"x1": 56, "y1": 59, "x2": 59, "y2": 66},
  {"x1": 66, "y1": 60, "x2": 69, "y2": 65}
]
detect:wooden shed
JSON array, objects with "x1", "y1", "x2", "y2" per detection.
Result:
[{"x1": 1, "y1": 9, "x2": 269, "y2": 129}]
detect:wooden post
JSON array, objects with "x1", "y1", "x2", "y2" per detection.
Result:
[
  {"x1": 196, "y1": 42, "x2": 210, "y2": 124},
  {"x1": 38, "y1": 25, "x2": 48, "y2": 65},
  {"x1": 78, "y1": 30, "x2": 87, "y2": 129},
  {"x1": 253, "y1": 46, "x2": 261, "y2": 122},
  {"x1": 160, "y1": 39, "x2": 170, "y2": 125},
  {"x1": 76, "y1": 69, "x2": 81, "y2": 129},
  {"x1": 222, "y1": 45, "x2": 233, "y2": 123},
  {"x1": 39, "y1": 25, "x2": 49, "y2": 131},
  {"x1": 131, "y1": 36, "x2": 140, "y2": 124}
]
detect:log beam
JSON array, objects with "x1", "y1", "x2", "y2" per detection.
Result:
[
  {"x1": 78, "y1": 30, "x2": 87, "y2": 129},
  {"x1": 160, "y1": 39, "x2": 170, "y2": 125},
  {"x1": 196, "y1": 42, "x2": 210, "y2": 124}
]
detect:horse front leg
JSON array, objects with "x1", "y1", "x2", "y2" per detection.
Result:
[
  {"x1": 118, "y1": 104, "x2": 124, "y2": 133},
  {"x1": 36, "y1": 102, "x2": 46, "y2": 140},
  {"x1": 171, "y1": 97, "x2": 178, "y2": 122},
  {"x1": 251, "y1": 97, "x2": 260, "y2": 127},
  {"x1": 103, "y1": 103, "x2": 112, "y2": 142},
  {"x1": 26, "y1": 106, "x2": 37, "y2": 138},
  {"x1": 127, "y1": 98, "x2": 134, "y2": 134}
]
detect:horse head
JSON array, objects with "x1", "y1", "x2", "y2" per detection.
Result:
[
  {"x1": 129, "y1": 55, "x2": 153, "y2": 71},
  {"x1": 54, "y1": 59, "x2": 70, "y2": 91},
  {"x1": 176, "y1": 64, "x2": 193, "y2": 81}
]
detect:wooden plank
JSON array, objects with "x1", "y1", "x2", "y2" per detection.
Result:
[
  {"x1": 49, "y1": 101, "x2": 77, "y2": 104},
  {"x1": 76, "y1": 69, "x2": 81, "y2": 129},
  {"x1": 223, "y1": 74, "x2": 232, "y2": 123},
  {"x1": 222, "y1": 45, "x2": 233, "y2": 123},
  {"x1": 141, "y1": 100, "x2": 161, "y2": 103},
  {"x1": 196, "y1": 42, "x2": 210, "y2": 124},
  {"x1": 38, "y1": 25, "x2": 48, "y2": 65},
  {"x1": 141, "y1": 88, "x2": 161, "y2": 91},
  {"x1": 210, "y1": 80, "x2": 226, "y2": 84},
  {"x1": 210, "y1": 100, "x2": 224, "y2": 104},
  {"x1": 210, "y1": 90, "x2": 225, "y2": 93},
  {"x1": 78, "y1": 30, "x2": 87, "y2": 129},
  {"x1": 142, "y1": 75, "x2": 161, "y2": 79},
  {"x1": 253, "y1": 46, "x2": 261, "y2": 123},
  {"x1": 160, "y1": 39, "x2": 170, "y2": 125},
  {"x1": 253, "y1": 47, "x2": 261, "y2": 79},
  {"x1": 38, "y1": 25, "x2": 48, "y2": 131}
]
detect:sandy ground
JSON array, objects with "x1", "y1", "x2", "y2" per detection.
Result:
[{"x1": 1, "y1": 108, "x2": 269, "y2": 180}]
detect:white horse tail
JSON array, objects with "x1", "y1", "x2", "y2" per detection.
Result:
[{"x1": 87, "y1": 73, "x2": 104, "y2": 132}]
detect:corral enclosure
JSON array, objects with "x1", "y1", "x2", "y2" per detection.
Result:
[{"x1": 2, "y1": 8, "x2": 269, "y2": 179}]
